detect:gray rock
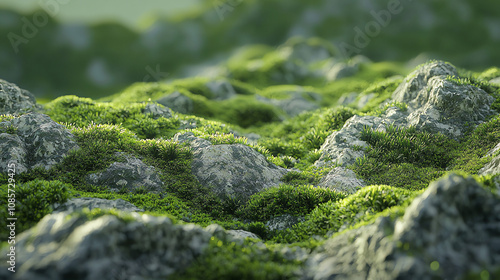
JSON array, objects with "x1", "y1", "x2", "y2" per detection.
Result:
[
  {"x1": 156, "y1": 91, "x2": 194, "y2": 114},
  {"x1": 326, "y1": 62, "x2": 358, "y2": 81},
  {"x1": 336, "y1": 92, "x2": 357, "y2": 106},
  {"x1": 53, "y1": 197, "x2": 144, "y2": 213},
  {"x1": 317, "y1": 167, "x2": 365, "y2": 194},
  {"x1": 257, "y1": 89, "x2": 320, "y2": 117},
  {"x1": 142, "y1": 103, "x2": 172, "y2": 119},
  {"x1": 478, "y1": 142, "x2": 500, "y2": 176},
  {"x1": 356, "y1": 92, "x2": 376, "y2": 109},
  {"x1": 85, "y1": 153, "x2": 164, "y2": 193},
  {"x1": 315, "y1": 114, "x2": 388, "y2": 167},
  {"x1": 393, "y1": 61, "x2": 495, "y2": 139},
  {"x1": 205, "y1": 79, "x2": 236, "y2": 100},
  {"x1": 227, "y1": 230, "x2": 261, "y2": 240},
  {"x1": 0, "y1": 78, "x2": 40, "y2": 114},
  {"x1": 490, "y1": 77, "x2": 500, "y2": 86},
  {"x1": 303, "y1": 174, "x2": 500, "y2": 280},
  {"x1": 266, "y1": 214, "x2": 305, "y2": 232},
  {"x1": 1, "y1": 211, "x2": 212, "y2": 280},
  {"x1": 0, "y1": 113, "x2": 79, "y2": 174},
  {"x1": 176, "y1": 132, "x2": 287, "y2": 201}
]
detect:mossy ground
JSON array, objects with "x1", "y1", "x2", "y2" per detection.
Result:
[{"x1": 1, "y1": 59, "x2": 500, "y2": 278}]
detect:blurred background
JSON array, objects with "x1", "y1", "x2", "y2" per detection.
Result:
[{"x1": 0, "y1": 0, "x2": 499, "y2": 99}]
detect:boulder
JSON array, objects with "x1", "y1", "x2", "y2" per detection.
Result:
[
  {"x1": 156, "y1": 91, "x2": 194, "y2": 114},
  {"x1": 174, "y1": 132, "x2": 287, "y2": 201},
  {"x1": 0, "y1": 212, "x2": 211, "y2": 280},
  {"x1": 85, "y1": 153, "x2": 164, "y2": 193},
  {"x1": 478, "y1": 142, "x2": 500, "y2": 176},
  {"x1": 303, "y1": 174, "x2": 500, "y2": 279},
  {"x1": 227, "y1": 230, "x2": 261, "y2": 240},
  {"x1": 257, "y1": 89, "x2": 320, "y2": 117},
  {"x1": 0, "y1": 79, "x2": 40, "y2": 114},
  {"x1": 393, "y1": 61, "x2": 495, "y2": 139},
  {"x1": 266, "y1": 214, "x2": 305, "y2": 232},
  {"x1": 142, "y1": 103, "x2": 172, "y2": 119},
  {"x1": 0, "y1": 113, "x2": 79, "y2": 174},
  {"x1": 205, "y1": 79, "x2": 237, "y2": 100},
  {"x1": 53, "y1": 197, "x2": 144, "y2": 213},
  {"x1": 317, "y1": 167, "x2": 365, "y2": 194},
  {"x1": 315, "y1": 115, "x2": 386, "y2": 167},
  {"x1": 490, "y1": 77, "x2": 500, "y2": 86}
]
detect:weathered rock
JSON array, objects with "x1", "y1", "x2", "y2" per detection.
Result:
[
  {"x1": 205, "y1": 79, "x2": 237, "y2": 100},
  {"x1": 85, "y1": 153, "x2": 164, "y2": 193},
  {"x1": 0, "y1": 113, "x2": 79, "y2": 174},
  {"x1": 478, "y1": 142, "x2": 500, "y2": 176},
  {"x1": 490, "y1": 77, "x2": 500, "y2": 86},
  {"x1": 156, "y1": 91, "x2": 194, "y2": 114},
  {"x1": 266, "y1": 214, "x2": 305, "y2": 232},
  {"x1": 303, "y1": 174, "x2": 500, "y2": 279},
  {"x1": 393, "y1": 61, "x2": 495, "y2": 139},
  {"x1": 142, "y1": 102, "x2": 172, "y2": 119},
  {"x1": 336, "y1": 92, "x2": 357, "y2": 106},
  {"x1": 53, "y1": 197, "x2": 144, "y2": 213},
  {"x1": 0, "y1": 79, "x2": 40, "y2": 114},
  {"x1": 0, "y1": 212, "x2": 212, "y2": 280},
  {"x1": 174, "y1": 132, "x2": 287, "y2": 201},
  {"x1": 227, "y1": 230, "x2": 261, "y2": 240},
  {"x1": 257, "y1": 93, "x2": 319, "y2": 117},
  {"x1": 326, "y1": 62, "x2": 358, "y2": 81},
  {"x1": 317, "y1": 167, "x2": 365, "y2": 194},
  {"x1": 315, "y1": 115, "x2": 386, "y2": 167}
]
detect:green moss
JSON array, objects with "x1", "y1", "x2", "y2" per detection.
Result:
[
  {"x1": 170, "y1": 237, "x2": 302, "y2": 280},
  {"x1": 274, "y1": 185, "x2": 415, "y2": 243},
  {"x1": 0, "y1": 180, "x2": 71, "y2": 240},
  {"x1": 237, "y1": 184, "x2": 346, "y2": 222}
]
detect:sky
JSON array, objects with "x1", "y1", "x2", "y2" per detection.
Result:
[{"x1": 0, "y1": 0, "x2": 200, "y2": 28}]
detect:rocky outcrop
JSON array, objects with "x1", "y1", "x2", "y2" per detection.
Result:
[
  {"x1": 316, "y1": 61, "x2": 495, "y2": 167},
  {"x1": 205, "y1": 79, "x2": 237, "y2": 100},
  {"x1": 303, "y1": 174, "x2": 500, "y2": 279},
  {"x1": 317, "y1": 167, "x2": 365, "y2": 194},
  {"x1": 393, "y1": 61, "x2": 495, "y2": 139},
  {"x1": 142, "y1": 103, "x2": 172, "y2": 119},
  {"x1": 54, "y1": 197, "x2": 144, "y2": 213},
  {"x1": 0, "y1": 79, "x2": 40, "y2": 114},
  {"x1": 85, "y1": 153, "x2": 164, "y2": 193},
  {"x1": 0, "y1": 211, "x2": 245, "y2": 280},
  {"x1": 174, "y1": 132, "x2": 287, "y2": 201},
  {"x1": 479, "y1": 142, "x2": 500, "y2": 176},
  {"x1": 156, "y1": 91, "x2": 194, "y2": 114},
  {"x1": 257, "y1": 89, "x2": 320, "y2": 117},
  {"x1": 266, "y1": 214, "x2": 305, "y2": 232},
  {"x1": 0, "y1": 113, "x2": 79, "y2": 174}
]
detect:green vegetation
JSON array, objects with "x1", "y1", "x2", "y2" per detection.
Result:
[{"x1": 0, "y1": 180, "x2": 71, "y2": 240}]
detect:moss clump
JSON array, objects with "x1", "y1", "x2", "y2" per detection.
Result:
[
  {"x1": 0, "y1": 180, "x2": 71, "y2": 240},
  {"x1": 274, "y1": 185, "x2": 415, "y2": 243},
  {"x1": 237, "y1": 184, "x2": 346, "y2": 222},
  {"x1": 170, "y1": 237, "x2": 303, "y2": 280}
]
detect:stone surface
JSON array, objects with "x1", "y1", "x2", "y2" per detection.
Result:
[
  {"x1": 0, "y1": 212, "x2": 211, "y2": 280},
  {"x1": 257, "y1": 91, "x2": 319, "y2": 117},
  {"x1": 315, "y1": 114, "x2": 386, "y2": 167},
  {"x1": 174, "y1": 132, "x2": 287, "y2": 201},
  {"x1": 478, "y1": 142, "x2": 500, "y2": 176},
  {"x1": 303, "y1": 174, "x2": 500, "y2": 279},
  {"x1": 317, "y1": 167, "x2": 365, "y2": 194},
  {"x1": 266, "y1": 214, "x2": 305, "y2": 232},
  {"x1": 393, "y1": 61, "x2": 495, "y2": 139},
  {"x1": 0, "y1": 79, "x2": 40, "y2": 114},
  {"x1": 85, "y1": 153, "x2": 164, "y2": 193},
  {"x1": 142, "y1": 102, "x2": 172, "y2": 119},
  {"x1": 0, "y1": 113, "x2": 79, "y2": 174},
  {"x1": 227, "y1": 230, "x2": 261, "y2": 240},
  {"x1": 53, "y1": 197, "x2": 144, "y2": 213},
  {"x1": 205, "y1": 79, "x2": 237, "y2": 100},
  {"x1": 156, "y1": 91, "x2": 194, "y2": 114}
]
